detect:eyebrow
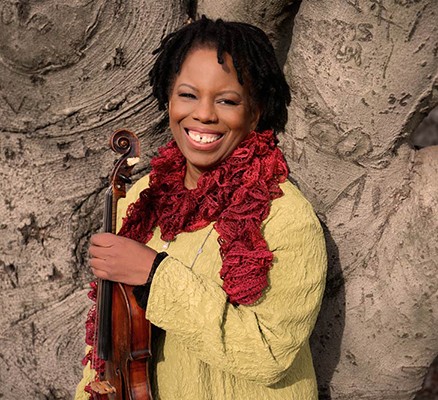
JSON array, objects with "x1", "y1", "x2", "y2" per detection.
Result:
[{"x1": 176, "y1": 83, "x2": 243, "y2": 99}]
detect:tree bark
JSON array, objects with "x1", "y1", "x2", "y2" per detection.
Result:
[
  {"x1": 286, "y1": 1, "x2": 438, "y2": 398},
  {"x1": 0, "y1": 0, "x2": 436, "y2": 399}
]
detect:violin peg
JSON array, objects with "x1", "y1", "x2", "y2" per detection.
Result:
[{"x1": 118, "y1": 174, "x2": 132, "y2": 184}]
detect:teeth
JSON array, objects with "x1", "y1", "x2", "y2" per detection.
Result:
[{"x1": 187, "y1": 130, "x2": 221, "y2": 144}]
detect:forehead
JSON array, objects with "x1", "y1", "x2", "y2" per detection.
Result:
[{"x1": 173, "y1": 47, "x2": 244, "y2": 90}]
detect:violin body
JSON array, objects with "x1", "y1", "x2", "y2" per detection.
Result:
[
  {"x1": 91, "y1": 130, "x2": 153, "y2": 400},
  {"x1": 102, "y1": 283, "x2": 152, "y2": 400}
]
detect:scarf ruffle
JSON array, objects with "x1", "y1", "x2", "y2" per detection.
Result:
[{"x1": 118, "y1": 129, "x2": 288, "y2": 305}]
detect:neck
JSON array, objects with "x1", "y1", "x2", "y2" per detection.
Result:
[{"x1": 184, "y1": 164, "x2": 203, "y2": 189}]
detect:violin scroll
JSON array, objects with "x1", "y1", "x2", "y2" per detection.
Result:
[
  {"x1": 110, "y1": 129, "x2": 140, "y2": 162},
  {"x1": 109, "y1": 129, "x2": 140, "y2": 201}
]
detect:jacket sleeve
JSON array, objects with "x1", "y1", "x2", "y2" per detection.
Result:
[
  {"x1": 74, "y1": 347, "x2": 94, "y2": 400},
  {"x1": 145, "y1": 185, "x2": 327, "y2": 385}
]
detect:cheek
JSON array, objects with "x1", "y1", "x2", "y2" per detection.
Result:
[
  {"x1": 168, "y1": 102, "x2": 186, "y2": 143},
  {"x1": 168, "y1": 100, "x2": 176, "y2": 123},
  {"x1": 169, "y1": 100, "x2": 190, "y2": 126},
  {"x1": 229, "y1": 110, "x2": 254, "y2": 133}
]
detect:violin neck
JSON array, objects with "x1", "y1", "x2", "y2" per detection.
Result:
[
  {"x1": 97, "y1": 186, "x2": 115, "y2": 360},
  {"x1": 103, "y1": 187, "x2": 114, "y2": 233}
]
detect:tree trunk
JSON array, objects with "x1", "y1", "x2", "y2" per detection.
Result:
[
  {"x1": 286, "y1": 2, "x2": 437, "y2": 398},
  {"x1": 0, "y1": 0, "x2": 436, "y2": 399}
]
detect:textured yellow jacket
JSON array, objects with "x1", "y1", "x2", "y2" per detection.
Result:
[{"x1": 75, "y1": 176, "x2": 327, "y2": 400}]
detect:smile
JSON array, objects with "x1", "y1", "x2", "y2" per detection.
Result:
[{"x1": 186, "y1": 129, "x2": 223, "y2": 144}]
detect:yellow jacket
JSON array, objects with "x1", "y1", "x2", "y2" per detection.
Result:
[{"x1": 75, "y1": 176, "x2": 327, "y2": 399}]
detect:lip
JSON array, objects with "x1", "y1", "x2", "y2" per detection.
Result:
[{"x1": 183, "y1": 126, "x2": 225, "y2": 150}]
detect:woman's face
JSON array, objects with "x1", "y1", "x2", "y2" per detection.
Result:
[{"x1": 168, "y1": 47, "x2": 260, "y2": 188}]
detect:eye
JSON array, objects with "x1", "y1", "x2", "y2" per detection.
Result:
[
  {"x1": 179, "y1": 92, "x2": 196, "y2": 99},
  {"x1": 218, "y1": 99, "x2": 239, "y2": 106}
]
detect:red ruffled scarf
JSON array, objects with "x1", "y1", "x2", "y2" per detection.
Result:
[{"x1": 119, "y1": 129, "x2": 288, "y2": 305}]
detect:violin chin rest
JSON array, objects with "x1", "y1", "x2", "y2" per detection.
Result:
[{"x1": 90, "y1": 380, "x2": 117, "y2": 394}]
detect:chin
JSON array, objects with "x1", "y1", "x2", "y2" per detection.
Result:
[{"x1": 189, "y1": 159, "x2": 220, "y2": 172}]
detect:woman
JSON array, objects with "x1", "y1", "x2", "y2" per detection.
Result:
[{"x1": 76, "y1": 16, "x2": 327, "y2": 399}]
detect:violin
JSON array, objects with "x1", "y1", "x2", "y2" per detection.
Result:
[{"x1": 90, "y1": 129, "x2": 153, "y2": 400}]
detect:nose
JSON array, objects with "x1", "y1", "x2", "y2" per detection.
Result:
[{"x1": 192, "y1": 98, "x2": 218, "y2": 123}]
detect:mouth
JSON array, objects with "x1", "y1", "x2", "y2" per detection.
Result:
[{"x1": 185, "y1": 128, "x2": 223, "y2": 144}]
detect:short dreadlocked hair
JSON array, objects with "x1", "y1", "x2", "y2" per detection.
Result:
[{"x1": 149, "y1": 16, "x2": 291, "y2": 133}]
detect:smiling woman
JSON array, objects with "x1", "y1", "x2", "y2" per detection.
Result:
[{"x1": 75, "y1": 16, "x2": 327, "y2": 400}]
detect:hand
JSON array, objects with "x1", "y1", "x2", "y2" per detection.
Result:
[{"x1": 89, "y1": 232, "x2": 158, "y2": 285}]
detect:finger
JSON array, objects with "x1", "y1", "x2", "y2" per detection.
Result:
[
  {"x1": 89, "y1": 244, "x2": 110, "y2": 260},
  {"x1": 89, "y1": 257, "x2": 107, "y2": 271},
  {"x1": 90, "y1": 232, "x2": 116, "y2": 247},
  {"x1": 91, "y1": 267, "x2": 110, "y2": 280},
  {"x1": 90, "y1": 258, "x2": 122, "y2": 282}
]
